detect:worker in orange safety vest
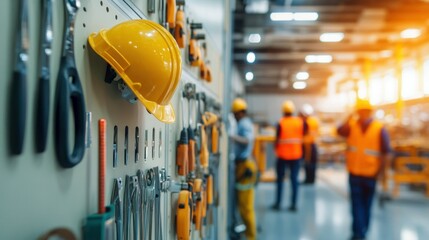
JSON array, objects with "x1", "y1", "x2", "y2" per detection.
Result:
[
  {"x1": 272, "y1": 100, "x2": 307, "y2": 212},
  {"x1": 337, "y1": 99, "x2": 391, "y2": 240}
]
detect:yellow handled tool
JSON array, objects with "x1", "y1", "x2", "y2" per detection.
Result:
[
  {"x1": 167, "y1": 0, "x2": 176, "y2": 29},
  {"x1": 176, "y1": 190, "x2": 192, "y2": 240},
  {"x1": 211, "y1": 124, "x2": 219, "y2": 154},
  {"x1": 177, "y1": 96, "x2": 189, "y2": 176},
  {"x1": 206, "y1": 174, "x2": 213, "y2": 205},
  {"x1": 199, "y1": 125, "x2": 209, "y2": 169},
  {"x1": 192, "y1": 179, "x2": 203, "y2": 230}
]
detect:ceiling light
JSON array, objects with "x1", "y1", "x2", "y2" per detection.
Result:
[
  {"x1": 248, "y1": 33, "x2": 261, "y2": 43},
  {"x1": 246, "y1": 52, "x2": 256, "y2": 63},
  {"x1": 320, "y1": 32, "x2": 344, "y2": 42},
  {"x1": 293, "y1": 81, "x2": 307, "y2": 89},
  {"x1": 245, "y1": 72, "x2": 254, "y2": 81},
  {"x1": 270, "y1": 12, "x2": 294, "y2": 21},
  {"x1": 305, "y1": 54, "x2": 332, "y2": 63},
  {"x1": 400, "y1": 28, "x2": 421, "y2": 39},
  {"x1": 293, "y1": 12, "x2": 319, "y2": 21},
  {"x1": 296, "y1": 71, "x2": 309, "y2": 80}
]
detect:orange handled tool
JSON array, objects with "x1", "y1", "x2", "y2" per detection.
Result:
[
  {"x1": 174, "y1": 1, "x2": 186, "y2": 48},
  {"x1": 199, "y1": 125, "x2": 209, "y2": 169},
  {"x1": 192, "y1": 179, "x2": 203, "y2": 230},
  {"x1": 167, "y1": 0, "x2": 176, "y2": 29},
  {"x1": 188, "y1": 132, "x2": 196, "y2": 173},
  {"x1": 177, "y1": 128, "x2": 189, "y2": 176},
  {"x1": 199, "y1": 61, "x2": 207, "y2": 79},
  {"x1": 207, "y1": 174, "x2": 213, "y2": 205},
  {"x1": 176, "y1": 190, "x2": 192, "y2": 240},
  {"x1": 98, "y1": 119, "x2": 106, "y2": 214},
  {"x1": 205, "y1": 65, "x2": 212, "y2": 82},
  {"x1": 211, "y1": 125, "x2": 219, "y2": 154}
]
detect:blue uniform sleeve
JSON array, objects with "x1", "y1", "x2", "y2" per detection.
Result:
[{"x1": 380, "y1": 127, "x2": 391, "y2": 154}]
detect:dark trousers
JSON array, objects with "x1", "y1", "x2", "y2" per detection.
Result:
[
  {"x1": 275, "y1": 159, "x2": 300, "y2": 208},
  {"x1": 349, "y1": 174, "x2": 377, "y2": 239},
  {"x1": 303, "y1": 143, "x2": 318, "y2": 183}
]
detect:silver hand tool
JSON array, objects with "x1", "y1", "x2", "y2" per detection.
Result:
[{"x1": 111, "y1": 178, "x2": 123, "y2": 240}]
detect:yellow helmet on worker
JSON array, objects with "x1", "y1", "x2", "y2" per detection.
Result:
[
  {"x1": 231, "y1": 98, "x2": 247, "y2": 113},
  {"x1": 355, "y1": 98, "x2": 373, "y2": 111},
  {"x1": 282, "y1": 100, "x2": 295, "y2": 114},
  {"x1": 88, "y1": 19, "x2": 182, "y2": 123}
]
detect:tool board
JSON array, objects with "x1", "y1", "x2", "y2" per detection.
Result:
[{"x1": 0, "y1": 0, "x2": 229, "y2": 239}]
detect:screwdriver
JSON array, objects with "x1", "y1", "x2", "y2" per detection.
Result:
[
  {"x1": 174, "y1": 0, "x2": 186, "y2": 48},
  {"x1": 177, "y1": 95, "x2": 189, "y2": 176},
  {"x1": 186, "y1": 85, "x2": 196, "y2": 175}
]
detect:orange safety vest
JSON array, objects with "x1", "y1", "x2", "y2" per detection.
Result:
[
  {"x1": 346, "y1": 120, "x2": 383, "y2": 177},
  {"x1": 276, "y1": 116, "x2": 304, "y2": 160},
  {"x1": 303, "y1": 116, "x2": 319, "y2": 144}
]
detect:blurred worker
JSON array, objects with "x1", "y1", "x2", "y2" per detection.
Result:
[
  {"x1": 337, "y1": 99, "x2": 391, "y2": 240},
  {"x1": 230, "y1": 98, "x2": 257, "y2": 240},
  {"x1": 300, "y1": 104, "x2": 319, "y2": 184},
  {"x1": 272, "y1": 100, "x2": 307, "y2": 212}
]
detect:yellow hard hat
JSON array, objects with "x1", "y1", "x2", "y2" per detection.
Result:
[
  {"x1": 282, "y1": 100, "x2": 295, "y2": 114},
  {"x1": 231, "y1": 98, "x2": 247, "y2": 113},
  {"x1": 356, "y1": 98, "x2": 373, "y2": 111},
  {"x1": 88, "y1": 20, "x2": 182, "y2": 123}
]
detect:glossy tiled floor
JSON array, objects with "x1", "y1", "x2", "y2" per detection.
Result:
[{"x1": 254, "y1": 167, "x2": 429, "y2": 240}]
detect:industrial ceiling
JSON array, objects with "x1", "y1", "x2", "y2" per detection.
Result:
[{"x1": 233, "y1": 0, "x2": 429, "y2": 94}]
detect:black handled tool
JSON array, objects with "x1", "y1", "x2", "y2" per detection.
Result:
[
  {"x1": 9, "y1": 0, "x2": 29, "y2": 155},
  {"x1": 35, "y1": 0, "x2": 53, "y2": 153},
  {"x1": 54, "y1": 0, "x2": 86, "y2": 168}
]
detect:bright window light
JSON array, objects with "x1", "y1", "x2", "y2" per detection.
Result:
[
  {"x1": 270, "y1": 12, "x2": 294, "y2": 21},
  {"x1": 270, "y1": 12, "x2": 318, "y2": 21},
  {"x1": 248, "y1": 33, "x2": 261, "y2": 43},
  {"x1": 401, "y1": 28, "x2": 421, "y2": 39},
  {"x1": 357, "y1": 80, "x2": 367, "y2": 99},
  {"x1": 293, "y1": 12, "x2": 319, "y2": 21},
  {"x1": 293, "y1": 81, "x2": 307, "y2": 89},
  {"x1": 296, "y1": 71, "x2": 309, "y2": 80},
  {"x1": 320, "y1": 32, "x2": 344, "y2": 42},
  {"x1": 305, "y1": 55, "x2": 332, "y2": 63},
  {"x1": 423, "y1": 59, "x2": 429, "y2": 94},
  {"x1": 245, "y1": 72, "x2": 254, "y2": 81},
  {"x1": 369, "y1": 77, "x2": 383, "y2": 105},
  {"x1": 247, "y1": 52, "x2": 256, "y2": 63},
  {"x1": 402, "y1": 64, "x2": 421, "y2": 99}
]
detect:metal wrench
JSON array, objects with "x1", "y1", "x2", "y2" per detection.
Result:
[
  {"x1": 153, "y1": 167, "x2": 162, "y2": 240},
  {"x1": 144, "y1": 169, "x2": 155, "y2": 240},
  {"x1": 111, "y1": 178, "x2": 123, "y2": 240},
  {"x1": 123, "y1": 175, "x2": 132, "y2": 240},
  {"x1": 131, "y1": 176, "x2": 140, "y2": 240},
  {"x1": 137, "y1": 170, "x2": 145, "y2": 240}
]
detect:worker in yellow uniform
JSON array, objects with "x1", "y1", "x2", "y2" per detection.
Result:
[
  {"x1": 272, "y1": 101, "x2": 307, "y2": 212},
  {"x1": 337, "y1": 99, "x2": 391, "y2": 240},
  {"x1": 300, "y1": 104, "x2": 319, "y2": 184},
  {"x1": 230, "y1": 98, "x2": 257, "y2": 240}
]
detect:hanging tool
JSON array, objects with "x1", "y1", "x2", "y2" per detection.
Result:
[
  {"x1": 131, "y1": 176, "x2": 140, "y2": 240},
  {"x1": 148, "y1": 0, "x2": 155, "y2": 14},
  {"x1": 153, "y1": 167, "x2": 163, "y2": 240},
  {"x1": 192, "y1": 178, "x2": 203, "y2": 231},
  {"x1": 124, "y1": 126, "x2": 129, "y2": 165},
  {"x1": 211, "y1": 123, "x2": 219, "y2": 154},
  {"x1": 159, "y1": 130, "x2": 162, "y2": 158},
  {"x1": 188, "y1": 23, "x2": 204, "y2": 67},
  {"x1": 176, "y1": 190, "x2": 193, "y2": 240},
  {"x1": 35, "y1": 0, "x2": 53, "y2": 152},
  {"x1": 177, "y1": 95, "x2": 189, "y2": 176},
  {"x1": 152, "y1": 128, "x2": 156, "y2": 160},
  {"x1": 199, "y1": 61, "x2": 208, "y2": 80},
  {"x1": 199, "y1": 124, "x2": 209, "y2": 169},
  {"x1": 206, "y1": 174, "x2": 213, "y2": 205},
  {"x1": 174, "y1": 1, "x2": 186, "y2": 48},
  {"x1": 144, "y1": 129, "x2": 149, "y2": 160},
  {"x1": 135, "y1": 127, "x2": 139, "y2": 163},
  {"x1": 83, "y1": 119, "x2": 114, "y2": 239},
  {"x1": 9, "y1": 0, "x2": 29, "y2": 155},
  {"x1": 113, "y1": 125, "x2": 118, "y2": 167},
  {"x1": 85, "y1": 112, "x2": 92, "y2": 148},
  {"x1": 123, "y1": 175, "x2": 132, "y2": 240},
  {"x1": 184, "y1": 83, "x2": 196, "y2": 175},
  {"x1": 110, "y1": 178, "x2": 123, "y2": 240},
  {"x1": 143, "y1": 169, "x2": 155, "y2": 240},
  {"x1": 137, "y1": 170, "x2": 145, "y2": 240},
  {"x1": 98, "y1": 119, "x2": 106, "y2": 214},
  {"x1": 54, "y1": 0, "x2": 86, "y2": 167},
  {"x1": 166, "y1": 0, "x2": 176, "y2": 29}
]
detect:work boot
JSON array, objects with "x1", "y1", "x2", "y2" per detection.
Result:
[
  {"x1": 270, "y1": 204, "x2": 281, "y2": 211},
  {"x1": 288, "y1": 206, "x2": 297, "y2": 212}
]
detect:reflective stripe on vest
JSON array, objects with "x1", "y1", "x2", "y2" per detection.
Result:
[
  {"x1": 276, "y1": 116, "x2": 304, "y2": 160},
  {"x1": 346, "y1": 120, "x2": 383, "y2": 177}
]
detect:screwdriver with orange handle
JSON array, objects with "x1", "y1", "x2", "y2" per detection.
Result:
[
  {"x1": 211, "y1": 124, "x2": 219, "y2": 154},
  {"x1": 166, "y1": 0, "x2": 176, "y2": 29},
  {"x1": 174, "y1": 0, "x2": 186, "y2": 48},
  {"x1": 206, "y1": 174, "x2": 213, "y2": 205},
  {"x1": 176, "y1": 190, "x2": 193, "y2": 240},
  {"x1": 192, "y1": 178, "x2": 203, "y2": 230},
  {"x1": 183, "y1": 83, "x2": 197, "y2": 175},
  {"x1": 177, "y1": 96, "x2": 189, "y2": 176},
  {"x1": 189, "y1": 23, "x2": 204, "y2": 66}
]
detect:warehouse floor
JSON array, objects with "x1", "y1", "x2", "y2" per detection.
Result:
[{"x1": 255, "y1": 167, "x2": 429, "y2": 240}]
